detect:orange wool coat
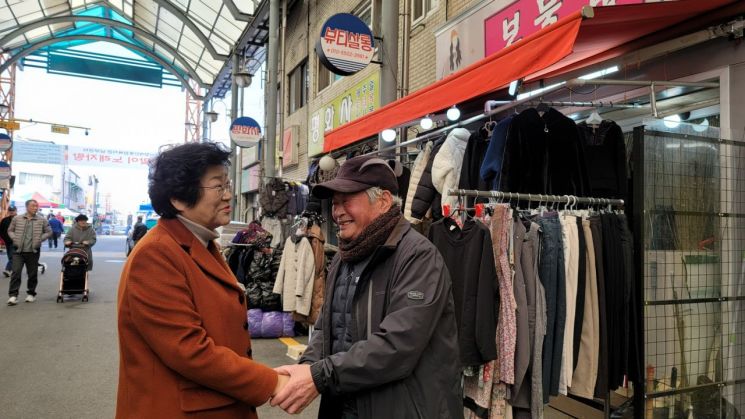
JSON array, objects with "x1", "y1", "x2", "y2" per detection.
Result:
[{"x1": 116, "y1": 218, "x2": 277, "y2": 419}]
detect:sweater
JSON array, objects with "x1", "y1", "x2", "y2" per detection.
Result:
[
  {"x1": 273, "y1": 236, "x2": 315, "y2": 315},
  {"x1": 432, "y1": 128, "x2": 470, "y2": 212}
]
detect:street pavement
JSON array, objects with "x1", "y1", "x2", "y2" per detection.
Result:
[{"x1": 0, "y1": 235, "x2": 318, "y2": 419}]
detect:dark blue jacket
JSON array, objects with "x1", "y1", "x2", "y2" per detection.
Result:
[{"x1": 49, "y1": 217, "x2": 64, "y2": 234}]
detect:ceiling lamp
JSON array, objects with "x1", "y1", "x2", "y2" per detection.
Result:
[
  {"x1": 381, "y1": 129, "x2": 397, "y2": 142},
  {"x1": 234, "y1": 71, "x2": 253, "y2": 88},
  {"x1": 420, "y1": 115, "x2": 434, "y2": 130},
  {"x1": 206, "y1": 111, "x2": 219, "y2": 123},
  {"x1": 446, "y1": 105, "x2": 461, "y2": 121}
]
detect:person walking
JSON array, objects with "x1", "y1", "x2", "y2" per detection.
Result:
[
  {"x1": 64, "y1": 214, "x2": 96, "y2": 271},
  {"x1": 7, "y1": 199, "x2": 52, "y2": 305},
  {"x1": 48, "y1": 214, "x2": 64, "y2": 249},
  {"x1": 0, "y1": 206, "x2": 17, "y2": 277},
  {"x1": 271, "y1": 155, "x2": 463, "y2": 418},
  {"x1": 131, "y1": 215, "x2": 148, "y2": 247}
]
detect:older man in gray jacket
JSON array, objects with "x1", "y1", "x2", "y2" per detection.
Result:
[
  {"x1": 7, "y1": 199, "x2": 52, "y2": 305},
  {"x1": 271, "y1": 156, "x2": 463, "y2": 419}
]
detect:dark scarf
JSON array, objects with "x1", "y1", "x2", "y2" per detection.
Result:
[{"x1": 339, "y1": 205, "x2": 401, "y2": 264}]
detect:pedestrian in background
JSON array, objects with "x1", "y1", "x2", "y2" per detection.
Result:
[
  {"x1": 48, "y1": 214, "x2": 64, "y2": 249},
  {"x1": 0, "y1": 206, "x2": 17, "y2": 277},
  {"x1": 64, "y1": 214, "x2": 97, "y2": 271},
  {"x1": 131, "y1": 215, "x2": 148, "y2": 247},
  {"x1": 7, "y1": 199, "x2": 52, "y2": 305}
]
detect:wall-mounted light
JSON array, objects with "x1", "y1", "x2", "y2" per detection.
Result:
[
  {"x1": 206, "y1": 111, "x2": 219, "y2": 123},
  {"x1": 508, "y1": 80, "x2": 522, "y2": 97},
  {"x1": 420, "y1": 115, "x2": 434, "y2": 130},
  {"x1": 446, "y1": 105, "x2": 460, "y2": 121},
  {"x1": 381, "y1": 129, "x2": 397, "y2": 142},
  {"x1": 319, "y1": 155, "x2": 336, "y2": 171}
]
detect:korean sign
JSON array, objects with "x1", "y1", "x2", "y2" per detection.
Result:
[
  {"x1": 66, "y1": 146, "x2": 152, "y2": 169},
  {"x1": 230, "y1": 116, "x2": 262, "y2": 148},
  {"x1": 0, "y1": 133, "x2": 11, "y2": 152},
  {"x1": 316, "y1": 13, "x2": 375, "y2": 76},
  {"x1": 484, "y1": 0, "x2": 644, "y2": 56},
  {"x1": 308, "y1": 71, "x2": 380, "y2": 157}
]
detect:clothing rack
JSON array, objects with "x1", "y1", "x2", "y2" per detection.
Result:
[
  {"x1": 484, "y1": 99, "x2": 644, "y2": 114},
  {"x1": 448, "y1": 189, "x2": 625, "y2": 207}
]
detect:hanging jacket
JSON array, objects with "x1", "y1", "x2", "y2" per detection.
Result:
[
  {"x1": 458, "y1": 128, "x2": 491, "y2": 207},
  {"x1": 500, "y1": 108, "x2": 590, "y2": 196},
  {"x1": 404, "y1": 142, "x2": 433, "y2": 224},
  {"x1": 432, "y1": 128, "x2": 470, "y2": 212},
  {"x1": 259, "y1": 178, "x2": 290, "y2": 218},
  {"x1": 410, "y1": 141, "x2": 445, "y2": 221},
  {"x1": 273, "y1": 236, "x2": 315, "y2": 316},
  {"x1": 577, "y1": 120, "x2": 628, "y2": 200},
  {"x1": 480, "y1": 115, "x2": 514, "y2": 190}
]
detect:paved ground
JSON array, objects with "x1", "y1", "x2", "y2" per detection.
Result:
[{"x1": 0, "y1": 235, "x2": 318, "y2": 419}]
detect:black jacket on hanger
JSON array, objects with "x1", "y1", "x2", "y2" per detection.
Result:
[
  {"x1": 577, "y1": 120, "x2": 628, "y2": 200},
  {"x1": 500, "y1": 108, "x2": 590, "y2": 196},
  {"x1": 458, "y1": 129, "x2": 490, "y2": 207}
]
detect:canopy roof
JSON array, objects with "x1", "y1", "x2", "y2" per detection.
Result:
[
  {"x1": 324, "y1": 0, "x2": 744, "y2": 153},
  {"x1": 0, "y1": 0, "x2": 267, "y2": 99}
]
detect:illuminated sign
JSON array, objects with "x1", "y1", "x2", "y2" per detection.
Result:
[{"x1": 316, "y1": 13, "x2": 375, "y2": 76}]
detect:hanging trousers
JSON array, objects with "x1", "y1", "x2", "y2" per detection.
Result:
[
  {"x1": 536, "y1": 212, "x2": 565, "y2": 401},
  {"x1": 589, "y1": 216, "x2": 609, "y2": 398},
  {"x1": 559, "y1": 215, "x2": 579, "y2": 395}
]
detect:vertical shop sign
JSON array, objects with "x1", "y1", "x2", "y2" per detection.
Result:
[
  {"x1": 484, "y1": 0, "x2": 644, "y2": 56},
  {"x1": 282, "y1": 126, "x2": 299, "y2": 168},
  {"x1": 308, "y1": 71, "x2": 380, "y2": 157}
]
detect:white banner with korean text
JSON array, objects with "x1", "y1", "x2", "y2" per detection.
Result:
[{"x1": 66, "y1": 146, "x2": 153, "y2": 169}]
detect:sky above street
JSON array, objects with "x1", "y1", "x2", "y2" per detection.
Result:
[{"x1": 11, "y1": 41, "x2": 264, "y2": 215}]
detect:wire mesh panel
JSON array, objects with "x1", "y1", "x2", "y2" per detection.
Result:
[{"x1": 636, "y1": 120, "x2": 745, "y2": 419}]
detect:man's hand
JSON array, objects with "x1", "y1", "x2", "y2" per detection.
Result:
[{"x1": 270, "y1": 364, "x2": 319, "y2": 414}]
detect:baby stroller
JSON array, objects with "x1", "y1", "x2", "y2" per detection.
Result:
[{"x1": 56, "y1": 243, "x2": 90, "y2": 303}]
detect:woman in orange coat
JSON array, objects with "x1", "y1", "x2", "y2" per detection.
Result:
[{"x1": 117, "y1": 142, "x2": 286, "y2": 418}]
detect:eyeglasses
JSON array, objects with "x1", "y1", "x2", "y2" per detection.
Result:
[{"x1": 200, "y1": 179, "x2": 233, "y2": 196}]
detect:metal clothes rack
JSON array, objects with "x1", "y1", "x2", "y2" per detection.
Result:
[{"x1": 448, "y1": 189, "x2": 625, "y2": 207}]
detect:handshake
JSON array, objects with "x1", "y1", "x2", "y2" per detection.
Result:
[{"x1": 269, "y1": 364, "x2": 319, "y2": 415}]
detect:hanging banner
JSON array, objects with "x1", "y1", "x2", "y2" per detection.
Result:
[
  {"x1": 316, "y1": 13, "x2": 375, "y2": 76},
  {"x1": 0, "y1": 162, "x2": 11, "y2": 180},
  {"x1": 282, "y1": 126, "x2": 299, "y2": 168},
  {"x1": 309, "y1": 71, "x2": 380, "y2": 157},
  {"x1": 66, "y1": 146, "x2": 152, "y2": 169},
  {"x1": 0, "y1": 133, "x2": 11, "y2": 152},
  {"x1": 230, "y1": 116, "x2": 262, "y2": 148}
]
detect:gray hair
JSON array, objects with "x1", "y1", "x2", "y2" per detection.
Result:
[{"x1": 365, "y1": 187, "x2": 402, "y2": 207}]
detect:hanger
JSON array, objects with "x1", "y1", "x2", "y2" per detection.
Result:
[
  {"x1": 586, "y1": 109, "x2": 603, "y2": 127},
  {"x1": 535, "y1": 101, "x2": 549, "y2": 117}
]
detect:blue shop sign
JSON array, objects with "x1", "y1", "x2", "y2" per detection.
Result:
[
  {"x1": 0, "y1": 133, "x2": 11, "y2": 152},
  {"x1": 230, "y1": 116, "x2": 262, "y2": 148},
  {"x1": 316, "y1": 13, "x2": 375, "y2": 76}
]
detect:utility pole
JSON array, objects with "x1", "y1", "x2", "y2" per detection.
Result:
[
  {"x1": 265, "y1": 0, "x2": 279, "y2": 179},
  {"x1": 379, "y1": 0, "x2": 400, "y2": 157}
]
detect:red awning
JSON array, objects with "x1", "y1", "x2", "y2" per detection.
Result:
[{"x1": 323, "y1": 0, "x2": 739, "y2": 153}]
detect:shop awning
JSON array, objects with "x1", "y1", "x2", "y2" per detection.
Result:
[{"x1": 323, "y1": 0, "x2": 740, "y2": 153}]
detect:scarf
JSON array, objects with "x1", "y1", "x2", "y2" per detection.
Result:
[{"x1": 339, "y1": 204, "x2": 402, "y2": 264}]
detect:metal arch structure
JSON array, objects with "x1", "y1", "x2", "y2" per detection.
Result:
[
  {"x1": 0, "y1": 35, "x2": 205, "y2": 99},
  {"x1": 223, "y1": 0, "x2": 254, "y2": 22},
  {"x1": 148, "y1": 0, "x2": 230, "y2": 61},
  {"x1": 0, "y1": 15, "x2": 209, "y2": 88}
]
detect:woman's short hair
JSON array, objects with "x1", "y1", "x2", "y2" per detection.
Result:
[
  {"x1": 148, "y1": 142, "x2": 232, "y2": 219},
  {"x1": 75, "y1": 214, "x2": 88, "y2": 222}
]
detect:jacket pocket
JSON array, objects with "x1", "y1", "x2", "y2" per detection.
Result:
[{"x1": 178, "y1": 381, "x2": 237, "y2": 413}]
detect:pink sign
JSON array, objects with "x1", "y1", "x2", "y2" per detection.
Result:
[{"x1": 484, "y1": 0, "x2": 644, "y2": 56}]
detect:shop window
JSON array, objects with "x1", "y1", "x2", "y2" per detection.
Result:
[
  {"x1": 353, "y1": 0, "x2": 373, "y2": 28},
  {"x1": 317, "y1": 57, "x2": 345, "y2": 92},
  {"x1": 412, "y1": 0, "x2": 437, "y2": 24},
  {"x1": 288, "y1": 60, "x2": 308, "y2": 114}
]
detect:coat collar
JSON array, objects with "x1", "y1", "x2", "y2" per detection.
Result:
[{"x1": 157, "y1": 218, "x2": 239, "y2": 292}]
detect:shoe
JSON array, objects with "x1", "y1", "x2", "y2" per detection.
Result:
[
  {"x1": 24, "y1": 295, "x2": 35, "y2": 303},
  {"x1": 2, "y1": 270, "x2": 9, "y2": 277},
  {"x1": 7, "y1": 296, "x2": 17, "y2": 305}
]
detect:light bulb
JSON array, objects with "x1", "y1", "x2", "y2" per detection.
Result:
[
  {"x1": 319, "y1": 155, "x2": 336, "y2": 171},
  {"x1": 692, "y1": 118, "x2": 709, "y2": 133},
  {"x1": 420, "y1": 116, "x2": 433, "y2": 130},
  {"x1": 663, "y1": 114, "x2": 681, "y2": 129},
  {"x1": 381, "y1": 129, "x2": 397, "y2": 142},
  {"x1": 446, "y1": 106, "x2": 460, "y2": 121}
]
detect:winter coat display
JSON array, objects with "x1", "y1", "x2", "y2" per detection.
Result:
[
  {"x1": 247, "y1": 309, "x2": 295, "y2": 338},
  {"x1": 300, "y1": 218, "x2": 463, "y2": 419},
  {"x1": 273, "y1": 236, "x2": 315, "y2": 316},
  {"x1": 65, "y1": 224, "x2": 97, "y2": 271},
  {"x1": 479, "y1": 115, "x2": 514, "y2": 190},
  {"x1": 577, "y1": 120, "x2": 628, "y2": 200},
  {"x1": 259, "y1": 177, "x2": 290, "y2": 218},
  {"x1": 244, "y1": 249, "x2": 282, "y2": 312},
  {"x1": 409, "y1": 141, "x2": 445, "y2": 222},
  {"x1": 404, "y1": 141, "x2": 433, "y2": 223},
  {"x1": 116, "y1": 218, "x2": 277, "y2": 419},
  {"x1": 432, "y1": 127, "x2": 470, "y2": 213},
  {"x1": 458, "y1": 129, "x2": 491, "y2": 207},
  {"x1": 500, "y1": 108, "x2": 590, "y2": 196},
  {"x1": 293, "y1": 224, "x2": 327, "y2": 326}
]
